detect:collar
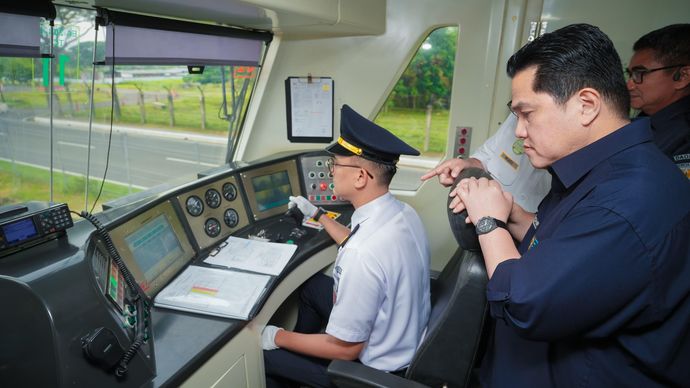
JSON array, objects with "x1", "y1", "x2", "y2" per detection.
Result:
[
  {"x1": 350, "y1": 192, "x2": 395, "y2": 229},
  {"x1": 649, "y1": 94, "x2": 690, "y2": 132},
  {"x1": 549, "y1": 118, "x2": 653, "y2": 190}
]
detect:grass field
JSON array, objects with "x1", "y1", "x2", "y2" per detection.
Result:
[
  {"x1": 0, "y1": 160, "x2": 139, "y2": 212},
  {"x1": 2, "y1": 79, "x2": 242, "y2": 135},
  {"x1": 375, "y1": 107, "x2": 449, "y2": 157}
]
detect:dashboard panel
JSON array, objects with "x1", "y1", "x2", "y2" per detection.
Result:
[
  {"x1": 108, "y1": 200, "x2": 196, "y2": 297},
  {"x1": 240, "y1": 159, "x2": 302, "y2": 222},
  {"x1": 176, "y1": 175, "x2": 250, "y2": 251}
]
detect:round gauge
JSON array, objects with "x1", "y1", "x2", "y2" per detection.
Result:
[
  {"x1": 205, "y1": 188, "x2": 221, "y2": 208},
  {"x1": 185, "y1": 195, "x2": 204, "y2": 216},
  {"x1": 204, "y1": 218, "x2": 221, "y2": 237},
  {"x1": 222, "y1": 182, "x2": 237, "y2": 201},
  {"x1": 224, "y1": 208, "x2": 239, "y2": 228}
]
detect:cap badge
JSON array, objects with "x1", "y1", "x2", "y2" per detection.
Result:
[{"x1": 337, "y1": 137, "x2": 363, "y2": 156}]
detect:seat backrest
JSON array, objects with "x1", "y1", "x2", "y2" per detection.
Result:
[
  {"x1": 404, "y1": 247, "x2": 488, "y2": 387},
  {"x1": 404, "y1": 167, "x2": 492, "y2": 387}
]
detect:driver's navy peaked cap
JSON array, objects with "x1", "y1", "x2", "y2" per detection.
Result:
[{"x1": 326, "y1": 104, "x2": 420, "y2": 165}]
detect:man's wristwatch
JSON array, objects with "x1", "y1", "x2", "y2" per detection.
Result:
[
  {"x1": 313, "y1": 207, "x2": 326, "y2": 222},
  {"x1": 475, "y1": 216, "x2": 508, "y2": 235}
]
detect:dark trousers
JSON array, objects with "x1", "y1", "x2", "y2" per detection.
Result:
[{"x1": 264, "y1": 273, "x2": 335, "y2": 388}]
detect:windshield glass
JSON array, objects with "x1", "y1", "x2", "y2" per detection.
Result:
[{"x1": 0, "y1": 5, "x2": 261, "y2": 213}]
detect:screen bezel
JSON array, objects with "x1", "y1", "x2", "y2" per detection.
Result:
[
  {"x1": 240, "y1": 160, "x2": 301, "y2": 221},
  {"x1": 109, "y1": 200, "x2": 195, "y2": 297}
]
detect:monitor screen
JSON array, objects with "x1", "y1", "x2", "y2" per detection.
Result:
[
  {"x1": 124, "y1": 214, "x2": 186, "y2": 295},
  {"x1": 251, "y1": 170, "x2": 292, "y2": 212}
]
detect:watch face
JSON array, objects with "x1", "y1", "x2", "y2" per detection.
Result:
[{"x1": 476, "y1": 217, "x2": 497, "y2": 235}]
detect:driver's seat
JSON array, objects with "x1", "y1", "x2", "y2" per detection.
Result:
[{"x1": 328, "y1": 168, "x2": 491, "y2": 388}]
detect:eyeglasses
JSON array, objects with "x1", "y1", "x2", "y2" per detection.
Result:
[
  {"x1": 326, "y1": 157, "x2": 374, "y2": 179},
  {"x1": 507, "y1": 100, "x2": 527, "y2": 119},
  {"x1": 507, "y1": 100, "x2": 516, "y2": 117},
  {"x1": 625, "y1": 64, "x2": 686, "y2": 84}
]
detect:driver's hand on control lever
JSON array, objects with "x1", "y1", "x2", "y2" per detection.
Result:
[{"x1": 288, "y1": 196, "x2": 318, "y2": 221}]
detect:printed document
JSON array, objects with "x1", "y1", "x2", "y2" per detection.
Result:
[{"x1": 204, "y1": 236, "x2": 297, "y2": 276}]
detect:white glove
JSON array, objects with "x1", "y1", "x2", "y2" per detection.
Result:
[
  {"x1": 261, "y1": 325, "x2": 283, "y2": 350},
  {"x1": 288, "y1": 195, "x2": 318, "y2": 220}
]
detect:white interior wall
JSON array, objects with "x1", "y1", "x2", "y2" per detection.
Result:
[{"x1": 238, "y1": 0, "x2": 509, "y2": 270}]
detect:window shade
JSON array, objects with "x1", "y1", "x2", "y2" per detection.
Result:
[
  {"x1": 0, "y1": 12, "x2": 42, "y2": 57},
  {"x1": 102, "y1": 11, "x2": 272, "y2": 66},
  {"x1": 105, "y1": 24, "x2": 264, "y2": 66}
]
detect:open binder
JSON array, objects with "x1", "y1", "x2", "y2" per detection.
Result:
[{"x1": 154, "y1": 237, "x2": 297, "y2": 320}]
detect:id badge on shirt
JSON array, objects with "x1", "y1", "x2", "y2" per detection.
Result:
[{"x1": 487, "y1": 139, "x2": 525, "y2": 186}]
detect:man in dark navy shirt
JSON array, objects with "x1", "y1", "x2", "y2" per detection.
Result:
[
  {"x1": 627, "y1": 24, "x2": 690, "y2": 178},
  {"x1": 450, "y1": 24, "x2": 690, "y2": 387}
]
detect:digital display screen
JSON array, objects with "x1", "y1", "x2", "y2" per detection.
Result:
[
  {"x1": 124, "y1": 214, "x2": 185, "y2": 294},
  {"x1": 2, "y1": 218, "x2": 38, "y2": 245},
  {"x1": 251, "y1": 170, "x2": 292, "y2": 211}
]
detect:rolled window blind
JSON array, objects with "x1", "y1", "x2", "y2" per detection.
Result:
[
  {"x1": 0, "y1": 12, "x2": 42, "y2": 57},
  {"x1": 105, "y1": 25, "x2": 264, "y2": 66},
  {"x1": 102, "y1": 11, "x2": 271, "y2": 66}
]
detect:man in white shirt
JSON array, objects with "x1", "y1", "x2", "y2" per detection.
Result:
[
  {"x1": 421, "y1": 114, "x2": 551, "y2": 213},
  {"x1": 262, "y1": 104, "x2": 431, "y2": 388}
]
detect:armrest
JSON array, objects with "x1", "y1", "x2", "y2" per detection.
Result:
[{"x1": 328, "y1": 360, "x2": 428, "y2": 388}]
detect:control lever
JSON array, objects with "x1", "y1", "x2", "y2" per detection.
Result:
[{"x1": 284, "y1": 206, "x2": 304, "y2": 225}]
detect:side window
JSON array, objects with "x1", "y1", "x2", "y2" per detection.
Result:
[{"x1": 374, "y1": 26, "x2": 458, "y2": 159}]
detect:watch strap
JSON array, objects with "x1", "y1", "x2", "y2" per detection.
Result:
[
  {"x1": 494, "y1": 218, "x2": 508, "y2": 230},
  {"x1": 313, "y1": 207, "x2": 326, "y2": 222}
]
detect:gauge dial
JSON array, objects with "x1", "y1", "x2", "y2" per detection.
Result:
[
  {"x1": 224, "y1": 208, "x2": 239, "y2": 228},
  {"x1": 185, "y1": 195, "x2": 204, "y2": 216},
  {"x1": 205, "y1": 188, "x2": 221, "y2": 208},
  {"x1": 204, "y1": 218, "x2": 221, "y2": 237},
  {"x1": 222, "y1": 182, "x2": 237, "y2": 201}
]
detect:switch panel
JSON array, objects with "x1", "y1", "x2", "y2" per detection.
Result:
[
  {"x1": 453, "y1": 126, "x2": 472, "y2": 158},
  {"x1": 299, "y1": 155, "x2": 349, "y2": 205}
]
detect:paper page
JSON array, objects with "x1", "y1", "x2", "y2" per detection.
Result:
[
  {"x1": 289, "y1": 77, "x2": 333, "y2": 138},
  {"x1": 154, "y1": 266, "x2": 269, "y2": 320},
  {"x1": 204, "y1": 236, "x2": 298, "y2": 276}
]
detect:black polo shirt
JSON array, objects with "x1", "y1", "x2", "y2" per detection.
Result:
[
  {"x1": 481, "y1": 118, "x2": 690, "y2": 387},
  {"x1": 647, "y1": 93, "x2": 690, "y2": 178}
]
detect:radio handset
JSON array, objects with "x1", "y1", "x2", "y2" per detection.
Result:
[{"x1": 77, "y1": 211, "x2": 151, "y2": 378}]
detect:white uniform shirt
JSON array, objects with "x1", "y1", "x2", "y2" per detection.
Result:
[
  {"x1": 472, "y1": 114, "x2": 551, "y2": 212},
  {"x1": 326, "y1": 192, "x2": 431, "y2": 371}
]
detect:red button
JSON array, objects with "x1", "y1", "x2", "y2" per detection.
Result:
[
  {"x1": 459, "y1": 147, "x2": 465, "y2": 154},
  {"x1": 461, "y1": 128, "x2": 468, "y2": 135},
  {"x1": 459, "y1": 138, "x2": 466, "y2": 144},
  {"x1": 332, "y1": 195, "x2": 337, "y2": 200},
  {"x1": 320, "y1": 182, "x2": 327, "y2": 191}
]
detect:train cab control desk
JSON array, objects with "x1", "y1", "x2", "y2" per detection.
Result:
[{"x1": 0, "y1": 151, "x2": 353, "y2": 387}]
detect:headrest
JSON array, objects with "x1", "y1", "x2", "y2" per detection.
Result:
[{"x1": 446, "y1": 167, "x2": 493, "y2": 251}]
